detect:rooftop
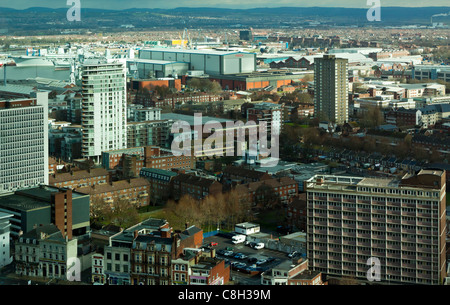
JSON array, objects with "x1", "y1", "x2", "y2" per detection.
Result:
[{"x1": 141, "y1": 47, "x2": 254, "y2": 56}]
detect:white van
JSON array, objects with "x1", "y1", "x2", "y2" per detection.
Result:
[
  {"x1": 231, "y1": 234, "x2": 246, "y2": 244},
  {"x1": 253, "y1": 243, "x2": 264, "y2": 250}
]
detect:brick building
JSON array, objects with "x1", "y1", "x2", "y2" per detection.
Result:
[
  {"x1": 102, "y1": 146, "x2": 195, "y2": 179},
  {"x1": 261, "y1": 258, "x2": 324, "y2": 285},
  {"x1": 76, "y1": 178, "x2": 150, "y2": 207},
  {"x1": 139, "y1": 168, "x2": 178, "y2": 204},
  {"x1": 235, "y1": 176, "x2": 298, "y2": 207},
  {"x1": 221, "y1": 165, "x2": 272, "y2": 185},
  {"x1": 286, "y1": 193, "x2": 307, "y2": 232},
  {"x1": 130, "y1": 225, "x2": 203, "y2": 285},
  {"x1": 172, "y1": 173, "x2": 223, "y2": 201},
  {"x1": 49, "y1": 168, "x2": 110, "y2": 189},
  {"x1": 190, "y1": 257, "x2": 231, "y2": 285}
]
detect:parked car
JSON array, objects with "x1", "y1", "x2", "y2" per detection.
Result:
[
  {"x1": 288, "y1": 251, "x2": 298, "y2": 258},
  {"x1": 217, "y1": 249, "x2": 226, "y2": 255},
  {"x1": 233, "y1": 253, "x2": 244, "y2": 259},
  {"x1": 239, "y1": 254, "x2": 248, "y2": 260},
  {"x1": 266, "y1": 257, "x2": 276, "y2": 263},
  {"x1": 248, "y1": 242, "x2": 257, "y2": 248},
  {"x1": 210, "y1": 242, "x2": 218, "y2": 247},
  {"x1": 254, "y1": 243, "x2": 264, "y2": 250},
  {"x1": 256, "y1": 259, "x2": 267, "y2": 266},
  {"x1": 224, "y1": 251, "x2": 234, "y2": 257},
  {"x1": 247, "y1": 257, "x2": 258, "y2": 264}
]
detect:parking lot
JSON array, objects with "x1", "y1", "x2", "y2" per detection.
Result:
[{"x1": 203, "y1": 234, "x2": 294, "y2": 282}]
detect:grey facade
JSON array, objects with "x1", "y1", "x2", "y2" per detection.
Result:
[
  {"x1": 138, "y1": 48, "x2": 256, "y2": 76},
  {"x1": 314, "y1": 55, "x2": 349, "y2": 125}
]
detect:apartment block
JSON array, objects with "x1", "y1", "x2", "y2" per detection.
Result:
[
  {"x1": 172, "y1": 173, "x2": 223, "y2": 201},
  {"x1": 76, "y1": 178, "x2": 150, "y2": 207},
  {"x1": 139, "y1": 168, "x2": 178, "y2": 204},
  {"x1": 127, "y1": 120, "x2": 173, "y2": 149},
  {"x1": 314, "y1": 55, "x2": 349, "y2": 125},
  {"x1": 246, "y1": 102, "x2": 283, "y2": 136},
  {"x1": 102, "y1": 146, "x2": 195, "y2": 179},
  {"x1": 0, "y1": 93, "x2": 49, "y2": 195},
  {"x1": 234, "y1": 176, "x2": 298, "y2": 207},
  {"x1": 81, "y1": 61, "x2": 127, "y2": 163},
  {"x1": 305, "y1": 170, "x2": 447, "y2": 285},
  {"x1": 49, "y1": 168, "x2": 110, "y2": 189},
  {"x1": 127, "y1": 105, "x2": 161, "y2": 122}
]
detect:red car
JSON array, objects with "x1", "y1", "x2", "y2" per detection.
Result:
[{"x1": 210, "y1": 242, "x2": 218, "y2": 247}]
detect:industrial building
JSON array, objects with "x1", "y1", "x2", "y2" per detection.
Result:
[
  {"x1": 137, "y1": 48, "x2": 257, "y2": 76},
  {"x1": 128, "y1": 59, "x2": 190, "y2": 79}
]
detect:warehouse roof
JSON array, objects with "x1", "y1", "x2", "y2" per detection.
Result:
[{"x1": 141, "y1": 47, "x2": 254, "y2": 56}]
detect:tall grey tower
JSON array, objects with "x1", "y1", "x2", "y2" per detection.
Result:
[{"x1": 314, "y1": 55, "x2": 349, "y2": 125}]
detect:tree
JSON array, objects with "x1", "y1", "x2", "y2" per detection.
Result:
[
  {"x1": 254, "y1": 184, "x2": 280, "y2": 210},
  {"x1": 154, "y1": 85, "x2": 171, "y2": 99},
  {"x1": 361, "y1": 106, "x2": 384, "y2": 128}
]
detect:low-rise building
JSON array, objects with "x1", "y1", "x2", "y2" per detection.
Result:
[
  {"x1": 139, "y1": 168, "x2": 178, "y2": 204},
  {"x1": 76, "y1": 178, "x2": 150, "y2": 207},
  {"x1": 172, "y1": 173, "x2": 223, "y2": 201},
  {"x1": 261, "y1": 258, "x2": 311, "y2": 285},
  {"x1": 49, "y1": 168, "x2": 110, "y2": 189},
  {"x1": 190, "y1": 257, "x2": 230, "y2": 285},
  {"x1": 0, "y1": 186, "x2": 90, "y2": 239},
  {"x1": 0, "y1": 212, "x2": 13, "y2": 268},
  {"x1": 14, "y1": 224, "x2": 78, "y2": 280}
]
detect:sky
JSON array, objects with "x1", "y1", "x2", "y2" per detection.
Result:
[{"x1": 2, "y1": 0, "x2": 450, "y2": 10}]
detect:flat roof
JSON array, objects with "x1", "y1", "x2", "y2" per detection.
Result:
[
  {"x1": 0, "y1": 194, "x2": 50, "y2": 212},
  {"x1": 141, "y1": 47, "x2": 254, "y2": 56},
  {"x1": 161, "y1": 113, "x2": 233, "y2": 125},
  {"x1": 128, "y1": 59, "x2": 189, "y2": 65},
  {"x1": 16, "y1": 185, "x2": 89, "y2": 200}
]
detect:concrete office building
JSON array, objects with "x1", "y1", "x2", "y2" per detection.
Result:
[
  {"x1": 314, "y1": 55, "x2": 349, "y2": 125},
  {"x1": 81, "y1": 61, "x2": 127, "y2": 163},
  {"x1": 0, "y1": 93, "x2": 49, "y2": 195},
  {"x1": 305, "y1": 169, "x2": 447, "y2": 285},
  {"x1": 0, "y1": 186, "x2": 90, "y2": 239}
]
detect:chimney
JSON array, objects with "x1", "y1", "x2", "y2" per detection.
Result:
[
  {"x1": 133, "y1": 230, "x2": 139, "y2": 239},
  {"x1": 160, "y1": 228, "x2": 171, "y2": 238}
]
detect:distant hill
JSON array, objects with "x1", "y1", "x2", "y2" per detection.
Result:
[{"x1": 0, "y1": 6, "x2": 449, "y2": 35}]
